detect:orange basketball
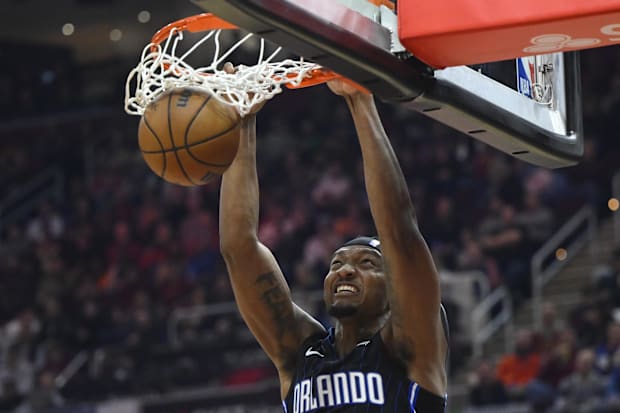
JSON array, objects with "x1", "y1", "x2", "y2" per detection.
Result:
[{"x1": 138, "y1": 88, "x2": 241, "y2": 186}]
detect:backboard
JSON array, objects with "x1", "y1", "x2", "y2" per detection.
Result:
[{"x1": 189, "y1": 0, "x2": 597, "y2": 168}]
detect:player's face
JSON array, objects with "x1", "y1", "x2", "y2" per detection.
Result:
[{"x1": 324, "y1": 246, "x2": 389, "y2": 319}]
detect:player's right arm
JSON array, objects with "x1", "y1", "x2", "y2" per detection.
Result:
[
  {"x1": 328, "y1": 80, "x2": 447, "y2": 396},
  {"x1": 219, "y1": 114, "x2": 325, "y2": 396}
]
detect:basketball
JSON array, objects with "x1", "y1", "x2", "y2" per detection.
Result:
[{"x1": 138, "y1": 88, "x2": 241, "y2": 186}]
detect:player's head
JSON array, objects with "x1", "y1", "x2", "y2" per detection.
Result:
[{"x1": 323, "y1": 237, "x2": 389, "y2": 320}]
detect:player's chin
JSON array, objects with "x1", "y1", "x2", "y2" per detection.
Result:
[{"x1": 327, "y1": 303, "x2": 358, "y2": 318}]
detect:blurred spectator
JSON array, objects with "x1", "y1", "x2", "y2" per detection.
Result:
[
  {"x1": 292, "y1": 261, "x2": 321, "y2": 294},
  {"x1": 604, "y1": 248, "x2": 620, "y2": 308},
  {"x1": 524, "y1": 168, "x2": 570, "y2": 207},
  {"x1": 126, "y1": 306, "x2": 161, "y2": 358},
  {"x1": 533, "y1": 302, "x2": 566, "y2": 353},
  {"x1": 426, "y1": 195, "x2": 463, "y2": 267},
  {"x1": 469, "y1": 359, "x2": 508, "y2": 406},
  {"x1": 457, "y1": 233, "x2": 502, "y2": 289},
  {"x1": 606, "y1": 348, "x2": 620, "y2": 405},
  {"x1": 180, "y1": 190, "x2": 217, "y2": 257},
  {"x1": 564, "y1": 139, "x2": 612, "y2": 212},
  {"x1": 258, "y1": 197, "x2": 285, "y2": 250},
  {"x1": 0, "y1": 344, "x2": 34, "y2": 397},
  {"x1": 75, "y1": 299, "x2": 103, "y2": 349},
  {"x1": 0, "y1": 378, "x2": 23, "y2": 411},
  {"x1": 0, "y1": 255, "x2": 39, "y2": 326},
  {"x1": 536, "y1": 328, "x2": 576, "y2": 389},
  {"x1": 302, "y1": 217, "x2": 342, "y2": 269},
  {"x1": 479, "y1": 202, "x2": 529, "y2": 303},
  {"x1": 25, "y1": 200, "x2": 65, "y2": 243},
  {"x1": 311, "y1": 164, "x2": 352, "y2": 209},
  {"x1": 516, "y1": 191, "x2": 555, "y2": 251},
  {"x1": 1, "y1": 310, "x2": 40, "y2": 358},
  {"x1": 496, "y1": 329, "x2": 541, "y2": 400},
  {"x1": 105, "y1": 220, "x2": 141, "y2": 269},
  {"x1": 527, "y1": 329, "x2": 576, "y2": 411},
  {"x1": 18, "y1": 370, "x2": 64, "y2": 413},
  {"x1": 553, "y1": 348, "x2": 607, "y2": 413},
  {"x1": 138, "y1": 221, "x2": 172, "y2": 272},
  {"x1": 208, "y1": 273, "x2": 235, "y2": 304},
  {"x1": 37, "y1": 297, "x2": 72, "y2": 346},
  {"x1": 333, "y1": 203, "x2": 366, "y2": 240},
  {"x1": 594, "y1": 321, "x2": 620, "y2": 375},
  {"x1": 153, "y1": 260, "x2": 191, "y2": 307},
  {"x1": 570, "y1": 290, "x2": 608, "y2": 348}
]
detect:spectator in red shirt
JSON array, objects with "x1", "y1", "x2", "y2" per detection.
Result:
[
  {"x1": 469, "y1": 359, "x2": 508, "y2": 406},
  {"x1": 497, "y1": 328, "x2": 541, "y2": 400}
]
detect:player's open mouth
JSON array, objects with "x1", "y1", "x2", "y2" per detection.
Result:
[{"x1": 334, "y1": 284, "x2": 360, "y2": 296}]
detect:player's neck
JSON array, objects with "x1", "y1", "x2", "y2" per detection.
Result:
[{"x1": 333, "y1": 316, "x2": 386, "y2": 358}]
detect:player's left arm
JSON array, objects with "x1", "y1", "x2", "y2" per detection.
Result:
[{"x1": 330, "y1": 81, "x2": 447, "y2": 396}]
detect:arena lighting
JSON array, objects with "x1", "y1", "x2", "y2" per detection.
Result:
[
  {"x1": 109, "y1": 29, "x2": 123, "y2": 42},
  {"x1": 555, "y1": 248, "x2": 568, "y2": 261},
  {"x1": 62, "y1": 23, "x2": 75, "y2": 36},
  {"x1": 609, "y1": 198, "x2": 620, "y2": 212},
  {"x1": 138, "y1": 10, "x2": 151, "y2": 23}
]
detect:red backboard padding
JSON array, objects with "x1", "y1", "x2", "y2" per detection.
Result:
[{"x1": 398, "y1": 0, "x2": 620, "y2": 68}]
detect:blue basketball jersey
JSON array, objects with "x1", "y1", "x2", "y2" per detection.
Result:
[{"x1": 282, "y1": 328, "x2": 447, "y2": 413}]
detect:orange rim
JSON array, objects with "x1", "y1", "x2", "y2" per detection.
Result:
[
  {"x1": 148, "y1": 13, "x2": 371, "y2": 91},
  {"x1": 284, "y1": 69, "x2": 369, "y2": 94},
  {"x1": 367, "y1": 0, "x2": 395, "y2": 10},
  {"x1": 284, "y1": 69, "x2": 341, "y2": 89},
  {"x1": 151, "y1": 13, "x2": 238, "y2": 46}
]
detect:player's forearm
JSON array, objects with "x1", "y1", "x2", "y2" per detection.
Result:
[
  {"x1": 346, "y1": 95, "x2": 418, "y2": 236},
  {"x1": 220, "y1": 115, "x2": 260, "y2": 250}
]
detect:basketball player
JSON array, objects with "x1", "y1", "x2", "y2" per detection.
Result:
[{"x1": 219, "y1": 78, "x2": 448, "y2": 412}]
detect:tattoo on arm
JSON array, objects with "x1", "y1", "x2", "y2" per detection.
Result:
[{"x1": 256, "y1": 272, "x2": 297, "y2": 338}]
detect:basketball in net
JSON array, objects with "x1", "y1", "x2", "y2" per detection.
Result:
[
  {"x1": 126, "y1": 13, "x2": 349, "y2": 186},
  {"x1": 124, "y1": 14, "x2": 341, "y2": 117},
  {"x1": 138, "y1": 87, "x2": 240, "y2": 186}
]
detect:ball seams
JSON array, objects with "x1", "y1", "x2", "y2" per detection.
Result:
[
  {"x1": 184, "y1": 94, "x2": 237, "y2": 169},
  {"x1": 184, "y1": 123, "x2": 239, "y2": 167},
  {"x1": 167, "y1": 91, "x2": 196, "y2": 186},
  {"x1": 142, "y1": 114, "x2": 167, "y2": 178},
  {"x1": 139, "y1": 88, "x2": 239, "y2": 186},
  {"x1": 140, "y1": 122, "x2": 240, "y2": 158}
]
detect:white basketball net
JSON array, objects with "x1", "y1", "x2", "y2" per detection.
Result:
[{"x1": 124, "y1": 27, "x2": 322, "y2": 117}]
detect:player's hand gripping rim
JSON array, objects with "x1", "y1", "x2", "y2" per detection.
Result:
[{"x1": 223, "y1": 62, "x2": 267, "y2": 116}]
